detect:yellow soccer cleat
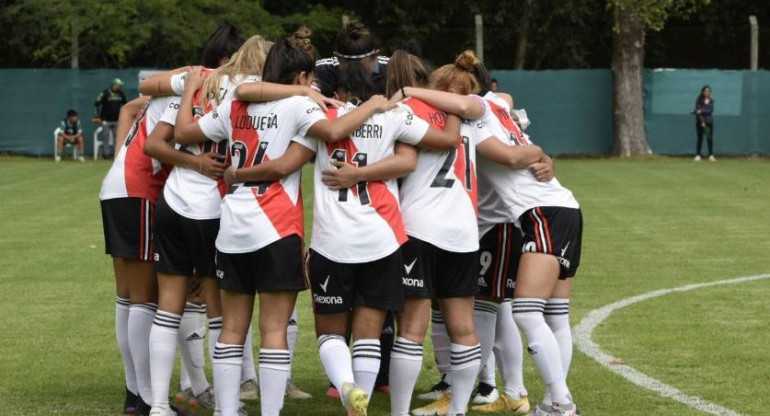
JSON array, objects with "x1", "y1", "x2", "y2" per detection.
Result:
[
  {"x1": 471, "y1": 393, "x2": 530, "y2": 414},
  {"x1": 411, "y1": 392, "x2": 452, "y2": 416},
  {"x1": 341, "y1": 382, "x2": 370, "y2": 416}
]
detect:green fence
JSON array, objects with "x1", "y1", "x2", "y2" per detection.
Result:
[{"x1": 0, "y1": 68, "x2": 768, "y2": 156}]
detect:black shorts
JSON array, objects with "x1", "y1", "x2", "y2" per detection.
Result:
[
  {"x1": 400, "y1": 237, "x2": 478, "y2": 299},
  {"x1": 478, "y1": 223, "x2": 523, "y2": 299},
  {"x1": 518, "y1": 207, "x2": 583, "y2": 279},
  {"x1": 153, "y1": 195, "x2": 218, "y2": 277},
  {"x1": 215, "y1": 235, "x2": 307, "y2": 295},
  {"x1": 307, "y1": 249, "x2": 404, "y2": 314},
  {"x1": 101, "y1": 197, "x2": 155, "y2": 261}
]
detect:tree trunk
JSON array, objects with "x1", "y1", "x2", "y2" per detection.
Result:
[
  {"x1": 70, "y1": 15, "x2": 79, "y2": 69},
  {"x1": 611, "y1": 2, "x2": 650, "y2": 156},
  {"x1": 514, "y1": 0, "x2": 532, "y2": 70}
]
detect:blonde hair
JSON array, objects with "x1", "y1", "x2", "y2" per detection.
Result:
[
  {"x1": 429, "y1": 50, "x2": 481, "y2": 96},
  {"x1": 199, "y1": 35, "x2": 272, "y2": 109}
]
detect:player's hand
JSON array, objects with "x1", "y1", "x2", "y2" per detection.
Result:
[
  {"x1": 389, "y1": 88, "x2": 405, "y2": 104},
  {"x1": 306, "y1": 87, "x2": 344, "y2": 111},
  {"x1": 223, "y1": 165, "x2": 239, "y2": 185},
  {"x1": 198, "y1": 152, "x2": 227, "y2": 180},
  {"x1": 91, "y1": 117, "x2": 101, "y2": 124},
  {"x1": 530, "y1": 154, "x2": 554, "y2": 182},
  {"x1": 321, "y1": 160, "x2": 360, "y2": 190},
  {"x1": 695, "y1": 109, "x2": 701, "y2": 114},
  {"x1": 365, "y1": 95, "x2": 396, "y2": 113},
  {"x1": 186, "y1": 67, "x2": 206, "y2": 91}
]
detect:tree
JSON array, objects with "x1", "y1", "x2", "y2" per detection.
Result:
[{"x1": 609, "y1": 0, "x2": 709, "y2": 157}]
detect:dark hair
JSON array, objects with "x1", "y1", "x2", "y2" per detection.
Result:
[
  {"x1": 386, "y1": 50, "x2": 429, "y2": 98},
  {"x1": 701, "y1": 85, "x2": 711, "y2": 95},
  {"x1": 291, "y1": 25, "x2": 319, "y2": 61},
  {"x1": 66, "y1": 109, "x2": 78, "y2": 117},
  {"x1": 393, "y1": 39, "x2": 423, "y2": 57},
  {"x1": 338, "y1": 60, "x2": 375, "y2": 101},
  {"x1": 201, "y1": 23, "x2": 245, "y2": 68},
  {"x1": 470, "y1": 59, "x2": 492, "y2": 92},
  {"x1": 491, "y1": 78, "x2": 498, "y2": 84},
  {"x1": 262, "y1": 37, "x2": 315, "y2": 85},
  {"x1": 335, "y1": 22, "x2": 376, "y2": 58}
]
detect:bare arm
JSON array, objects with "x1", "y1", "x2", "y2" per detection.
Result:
[
  {"x1": 306, "y1": 95, "x2": 393, "y2": 143},
  {"x1": 497, "y1": 92, "x2": 514, "y2": 109},
  {"x1": 321, "y1": 143, "x2": 418, "y2": 190},
  {"x1": 115, "y1": 96, "x2": 150, "y2": 153},
  {"x1": 224, "y1": 142, "x2": 315, "y2": 184},
  {"x1": 413, "y1": 114, "x2": 462, "y2": 151},
  {"x1": 138, "y1": 66, "x2": 192, "y2": 96},
  {"x1": 391, "y1": 87, "x2": 485, "y2": 120},
  {"x1": 476, "y1": 138, "x2": 544, "y2": 169},
  {"x1": 143, "y1": 123, "x2": 226, "y2": 180},
  {"x1": 174, "y1": 68, "x2": 209, "y2": 145},
  {"x1": 235, "y1": 82, "x2": 343, "y2": 111}
]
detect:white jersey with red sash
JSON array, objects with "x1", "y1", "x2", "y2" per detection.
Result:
[
  {"x1": 99, "y1": 97, "x2": 172, "y2": 203},
  {"x1": 477, "y1": 92, "x2": 578, "y2": 231},
  {"x1": 310, "y1": 102, "x2": 428, "y2": 263},
  {"x1": 397, "y1": 98, "x2": 489, "y2": 253},
  {"x1": 197, "y1": 96, "x2": 323, "y2": 253}
]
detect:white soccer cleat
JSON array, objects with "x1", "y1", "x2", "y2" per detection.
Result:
[
  {"x1": 471, "y1": 382, "x2": 499, "y2": 404},
  {"x1": 694, "y1": 155, "x2": 702, "y2": 162},
  {"x1": 285, "y1": 378, "x2": 312, "y2": 400},
  {"x1": 417, "y1": 379, "x2": 451, "y2": 401},
  {"x1": 55, "y1": 156, "x2": 61, "y2": 163},
  {"x1": 240, "y1": 378, "x2": 259, "y2": 400},
  {"x1": 534, "y1": 401, "x2": 578, "y2": 416},
  {"x1": 148, "y1": 404, "x2": 177, "y2": 416},
  {"x1": 78, "y1": 156, "x2": 85, "y2": 162},
  {"x1": 709, "y1": 155, "x2": 717, "y2": 162}
]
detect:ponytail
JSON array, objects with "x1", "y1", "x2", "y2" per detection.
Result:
[
  {"x1": 338, "y1": 60, "x2": 375, "y2": 101},
  {"x1": 262, "y1": 37, "x2": 315, "y2": 85},
  {"x1": 430, "y1": 50, "x2": 481, "y2": 95},
  {"x1": 199, "y1": 35, "x2": 271, "y2": 109},
  {"x1": 201, "y1": 23, "x2": 245, "y2": 68}
]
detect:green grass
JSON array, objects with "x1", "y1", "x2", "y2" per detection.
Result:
[{"x1": 0, "y1": 156, "x2": 768, "y2": 416}]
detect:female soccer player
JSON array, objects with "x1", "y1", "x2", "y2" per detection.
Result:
[
  {"x1": 142, "y1": 35, "x2": 270, "y2": 416},
  {"x1": 173, "y1": 38, "x2": 394, "y2": 416},
  {"x1": 326, "y1": 50, "x2": 546, "y2": 416}
]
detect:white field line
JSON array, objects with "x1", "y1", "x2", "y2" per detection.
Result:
[{"x1": 573, "y1": 274, "x2": 770, "y2": 416}]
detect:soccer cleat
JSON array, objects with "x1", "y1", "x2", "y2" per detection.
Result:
[
  {"x1": 174, "y1": 388, "x2": 192, "y2": 404},
  {"x1": 471, "y1": 393, "x2": 530, "y2": 414},
  {"x1": 240, "y1": 378, "x2": 259, "y2": 400},
  {"x1": 134, "y1": 399, "x2": 151, "y2": 416},
  {"x1": 189, "y1": 387, "x2": 216, "y2": 409},
  {"x1": 78, "y1": 155, "x2": 85, "y2": 162},
  {"x1": 55, "y1": 156, "x2": 61, "y2": 163},
  {"x1": 123, "y1": 388, "x2": 139, "y2": 414},
  {"x1": 709, "y1": 155, "x2": 717, "y2": 162},
  {"x1": 285, "y1": 379, "x2": 312, "y2": 400},
  {"x1": 411, "y1": 392, "x2": 452, "y2": 416},
  {"x1": 341, "y1": 382, "x2": 369, "y2": 416},
  {"x1": 534, "y1": 402, "x2": 577, "y2": 416},
  {"x1": 326, "y1": 383, "x2": 340, "y2": 399},
  {"x1": 416, "y1": 379, "x2": 451, "y2": 401},
  {"x1": 471, "y1": 382, "x2": 498, "y2": 404},
  {"x1": 148, "y1": 405, "x2": 176, "y2": 416},
  {"x1": 694, "y1": 155, "x2": 702, "y2": 162},
  {"x1": 214, "y1": 403, "x2": 250, "y2": 416}
]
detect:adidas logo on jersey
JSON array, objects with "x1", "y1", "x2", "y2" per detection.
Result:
[
  {"x1": 478, "y1": 277, "x2": 487, "y2": 287},
  {"x1": 313, "y1": 293, "x2": 343, "y2": 305},
  {"x1": 402, "y1": 277, "x2": 424, "y2": 288}
]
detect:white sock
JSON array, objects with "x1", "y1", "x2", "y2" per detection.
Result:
[
  {"x1": 179, "y1": 304, "x2": 209, "y2": 395},
  {"x1": 287, "y1": 308, "x2": 299, "y2": 379},
  {"x1": 208, "y1": 317, "x2": 223, "y2": 370},
  {"x1": 449, "y1": 343, "x2": 481, "y2": 415},
  {"x1": 318, "y1": 334, "x2": 354, "y2": 392},
  {"x1": 352, "y1": 339, "x2": 381, "y2": 397},
  {"x1": 479, "y1": 352, "x2": 496, "y2": 386},
  {"x1": 128, "y1": 302, "x2": 157, "y2": 404},
  {"x1": 473, "y1": 300, "x2": 499, "y2": 386},
  {"x1": 259, "y1": 349, "x2": 291, "y2": 416},
  {"x1": 241, "y1": 325, "x2": 258, "y2": 384},
  {"x1": 512, "y1": 298, "x2": 570, "y2": 405},
  {"x1": 116, "y1": 297, "x2": 138, "y2": 395},
  {"x1": 545, "y1": 299, "x2": 572, "y2": 378},
  {"x1": 389, "y1": 337, "x2": 423, "y2": 416},
  {"x1": 494, "y1": 300, "x2": 526, "y2": 399},
  {"x1": 149, "y1": 310, "x2": 181, "y2": 407},
  {"x1": 431, "y1": 309, "x2": 452, "y2": 385},
  {"x1": 213, "y1": 343, "x2": 243, "y2": 416},
  {"x1": 180, "y1": 357, "x2": 191, "y2": 392}
]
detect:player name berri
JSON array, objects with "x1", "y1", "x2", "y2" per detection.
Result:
[{"x1": 351, "y1": 123, "x2": 382, "y2": 139}]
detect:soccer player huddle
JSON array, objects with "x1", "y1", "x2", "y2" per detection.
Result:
[{"x1": 99, "y1": 21, "x2": 583, "y2": 416}]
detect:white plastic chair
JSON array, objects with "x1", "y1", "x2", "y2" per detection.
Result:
[
  {"x1": 54, "y1": 127, "x2": 79, "y2": 160},
  {"x1": 93, "y1": 126, "x2": 104, "y2": 160}
]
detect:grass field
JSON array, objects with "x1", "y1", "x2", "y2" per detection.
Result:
[{"x1": 1, "y1": 156, "x2": 768, "y2": 416}]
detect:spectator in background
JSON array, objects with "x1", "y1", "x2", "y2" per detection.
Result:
[
  {"x1": 293, "y1": 25, "x2": 319, "y2": 60},
  {"x1": 56, "y1": 109, "x2": 85, "y2": 163},
  {"x1": 490, "y1": 78, "x2": 499, "y2": 92},
  {"x1": 694, "y1": 85, "x2": 715, "y2": 162},
  {"x1": 93, "y1": 78, "x2": 128, "y2": 158}
]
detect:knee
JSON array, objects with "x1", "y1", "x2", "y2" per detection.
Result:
[
  {"x1": 446, "y1": 319, "x2": 476, "y2": 344},
  {"x1": 398, "y1": 323, "x2": 427, "y2": 344}
]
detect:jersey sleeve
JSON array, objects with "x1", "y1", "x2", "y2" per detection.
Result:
[
  {"x1": 197, "y1": 101, "x2": 230, "y2": 143},
  {"x1": 170, "y1": 73, "x2": 186, "y2": 96},
  {"x1": 76, "y1": 120, "x2": 83, "y2": 134},
  {"x1": 290, "y1": 135, "x2": 318, "y2": 152},
  {"x1": 159, "y1": 98, "x2": 181, "y2": 126},
  {"x1": 473, "y1": 120, "x2": 493, "y2": 146},
  {"x1": 292, "y1": 97, "x2": 326, "y2": 137},
  {"x1": 392, "y1": 108, "x2": 430, "y2": 145}
]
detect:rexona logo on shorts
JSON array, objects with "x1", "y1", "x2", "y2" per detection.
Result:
[
  {"x1": 402, "y1": 277, "x2": 424, "y2": 288},
  {"x1": 313, "y1": 293, "x2": 343, "y2": 305}
]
